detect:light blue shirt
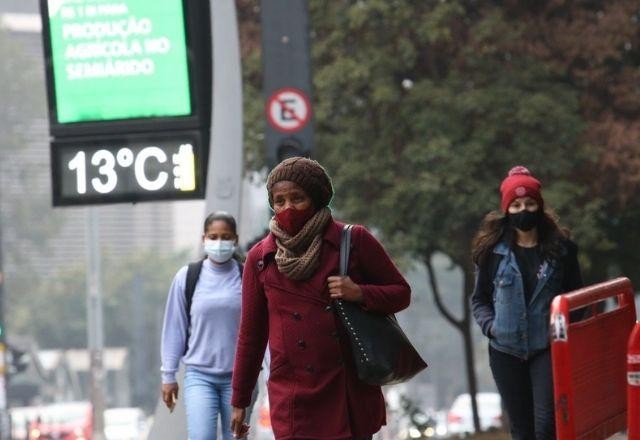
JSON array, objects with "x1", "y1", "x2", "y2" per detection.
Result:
[{"x1": 161, "y1": 258, "x2": 242, "y2": 383}]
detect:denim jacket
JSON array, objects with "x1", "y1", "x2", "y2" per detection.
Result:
[{"x1": 473, "y1": 241, "x2": 570, "y2": 359}]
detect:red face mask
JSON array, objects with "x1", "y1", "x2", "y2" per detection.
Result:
[{"x1": 275, "y1": 206, "x2": 315, "y2": 236}]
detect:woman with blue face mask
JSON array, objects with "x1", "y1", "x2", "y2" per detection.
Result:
[{"x1": 160, "y1": 211, "x2": 246, "y2": 440}]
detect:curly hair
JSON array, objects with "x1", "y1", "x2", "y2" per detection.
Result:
[{"x1": 471, "y1": 209, "x2": 570, "y2": 267}]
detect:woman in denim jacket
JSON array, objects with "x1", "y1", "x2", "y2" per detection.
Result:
[{"x1": 471, "y1": 166, "x2": 583, "y2": 440}]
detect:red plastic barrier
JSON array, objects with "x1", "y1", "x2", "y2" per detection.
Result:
[
  {"x1": 551, "y1": 277, "x2": 637, "y2": 440},
  {"x1": 629, "y1": 323, "x2": 640, "y2": 440}
]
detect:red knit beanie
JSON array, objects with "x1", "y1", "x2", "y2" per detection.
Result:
[{"x1": 499, "y1": 166, "x2": 544, "y2": 212}]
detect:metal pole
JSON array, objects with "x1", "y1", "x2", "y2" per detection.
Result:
[
  {"x1": 261, "y1": 0, "x2": 314, "y2": 166},
  {"x1": 86, "y1": 207, "x2": 105, "y2": 440},
  {"x1": 204, "y1": 0, "x2": 243, "y2": 220},
  {"x1": 148, "y1": 0, "x2": 242, "y2": 433},
  {"x1": 0, "y1": 216, "x2": 10, "y2": 440}
]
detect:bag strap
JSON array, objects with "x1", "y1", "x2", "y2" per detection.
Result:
[{"x1": 340, "y1": 224, "x2": 353, "y2": 276}]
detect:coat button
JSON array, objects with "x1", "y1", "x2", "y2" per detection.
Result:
[
  {"x1": 305, "y1": 364, "x2": 315, "y2": 373},
  {"x1": 257, "y1": 260, "x2": 264, "y2": 270},
  {"x1": 337, "y1": 357, "x2": 344, "y2": 366},
  {"x1": 293, "y1": 312, "x2": 302, "y2": 320},
  {"x1": 324, "y1": 304, "x2": 332, "y2": 312},
  {"x1": 331, "y1": 330, "x2": 339, "y2": 339},
  {"x1": 297, "y1": 339, "x2": 306, "y2": 349}
]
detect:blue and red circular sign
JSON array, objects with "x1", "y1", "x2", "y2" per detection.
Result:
[{"x1": 266, "y1": 88, "x2": 311, "y2": 133}]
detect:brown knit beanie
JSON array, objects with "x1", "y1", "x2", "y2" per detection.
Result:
[{"x1": 267, "y1": 157, "x2": 334, "y2": 208}]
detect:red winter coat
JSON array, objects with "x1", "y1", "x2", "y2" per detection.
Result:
[{"x1": 231, "y1": 219, "x2": 411, "y2": 440}]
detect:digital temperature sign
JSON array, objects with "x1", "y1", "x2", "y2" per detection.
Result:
[
  {"x1": 51, "y1": 132, "x2": 204, "y2": 205},
  {"x1": 40, "y1": 0, "x2": 212, "y2": 206}
]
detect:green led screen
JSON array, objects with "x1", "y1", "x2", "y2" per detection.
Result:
[{"x1": 46, "y1": 0, "x2": 192, "y2": 123}]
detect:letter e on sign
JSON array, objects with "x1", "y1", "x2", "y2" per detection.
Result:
[{"x1": 266, "y1": 88, "x2": 311, "y2": 133}]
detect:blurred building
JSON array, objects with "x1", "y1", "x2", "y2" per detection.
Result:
[
  {"x1": 8, "y1": 345, "x2": 131, "y2": 408},
  {"x1": 5, "y1": 333, "x2": 130, "y2": 409}
]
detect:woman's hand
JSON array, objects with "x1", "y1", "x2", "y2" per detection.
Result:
[
  {"x1": 327, "y1": 276, "x2": 363, "y2": 303},
  {"x1": 231, "y1": 406, "x2": 249, "y2": 438},
  {"x1": 161, "y1": 383, "x2": 179, "y2": 412}
]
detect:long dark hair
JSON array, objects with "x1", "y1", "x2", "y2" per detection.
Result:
[{"x1": 471, "y1": 209, "x2": 570, "y2": 267}]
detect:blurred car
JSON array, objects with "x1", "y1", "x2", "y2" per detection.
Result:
[
  {"x1": 446, "y1": 392, "x2": 502, "y2": 436},
  {"x1": 28, "y1": 401, "x2": 92, "y2": 440},
  {"x1": 104, "y1": 407, "x2": 149, "y2": 440}
]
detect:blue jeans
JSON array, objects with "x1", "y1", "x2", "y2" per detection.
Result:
[{"x1": 184, "y1": 368, "x2": 234, "y2": 440}]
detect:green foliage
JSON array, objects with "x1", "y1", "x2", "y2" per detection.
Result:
[
  {"x1": 101, "y1": 249, "x2": 187, "y2": 346},
  {"x1": 10, "y1": 249, "x2": 185, "y2": 347},
  {"x1": 310, "y1": 1, "x2": 596, "y2": 274},
  {"x1": 242, "y1": 48, "x2": 266, "y2": 171},
  {"x1": 8, "y1": 249, "x2": 187, "y2": 410},
  {"x1": 0, "y1": 31, "x2": 68, "y2": 337},
  {"x1": 11, "y1": 266, "x2": 88, "y2": 348}
]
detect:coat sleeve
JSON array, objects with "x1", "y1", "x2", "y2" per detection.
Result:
[
  {"x1": 351, "y1": 225, "x2": 411, "y2": 314},
  {"x1": 231, "y1": 247, "x2": 269, "y2": 408},
  {"x1": 470, "y1": 257, "x2": 496, "y2": 338}
]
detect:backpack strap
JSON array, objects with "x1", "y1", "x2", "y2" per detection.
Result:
[
  {"x1": 185, "y1": 260, "x2": 205, "y2": 320},
  {"x1": 184, "y1": 259, "x2": 205, "y2": 354}
]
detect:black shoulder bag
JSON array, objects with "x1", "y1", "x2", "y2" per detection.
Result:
[{"x1": 333, "y1": 224, "x2": 428, "y2": 385}]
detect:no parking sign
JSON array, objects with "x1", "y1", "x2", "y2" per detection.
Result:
[{"x1": 266, "y1": 88, "x2": 311, "y2": 133}]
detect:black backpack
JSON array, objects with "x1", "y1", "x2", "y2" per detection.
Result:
[{"x1": 183, "y1": 258, "x2": 243, "y2": 354}]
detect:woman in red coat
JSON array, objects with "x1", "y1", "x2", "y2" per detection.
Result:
[{"x1": 230, "y1": 157, "x2": 411, "y2": 440}]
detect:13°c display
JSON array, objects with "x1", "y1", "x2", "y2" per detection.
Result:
[{"x1": 51, "y1": 132, "x2": 204, "y2": 205}]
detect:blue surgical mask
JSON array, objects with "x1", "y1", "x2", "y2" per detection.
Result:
[{"x1": 203, "y1": 239, "x2": 236, "y2": 263}]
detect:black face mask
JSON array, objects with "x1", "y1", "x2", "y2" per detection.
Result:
[{"x1": 509, "y1": 210, "x2": 541, "y2": 231}]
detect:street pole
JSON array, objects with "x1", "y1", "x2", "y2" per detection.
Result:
[
  {"x1": 204, "y1": 0, "x2": 243, "y2": 220},
  {"x1": 86, "y1": 207, "x2": 105, "y2": 440},
  {"x1": 0, "y1": 216, "x2": 10, "y2": 440},
  {"x1": 262, "y1": 0, "x2": 314, "y2": 166},
  {"x1": 149, "y1": 0, "x2": 242, "y2": 433}
]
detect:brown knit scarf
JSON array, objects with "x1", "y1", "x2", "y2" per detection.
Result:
[{"x1": 269, "y1": 207, "x2": 332, "y2": 280}]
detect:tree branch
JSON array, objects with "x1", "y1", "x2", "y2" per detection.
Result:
[{"x1": 424, "y1": 253, "x2": 463, "y2": 330}]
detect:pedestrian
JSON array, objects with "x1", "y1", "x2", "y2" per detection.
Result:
[
  {"x1": 471, "y1": 166, "x2": 583, "y2": 439},
  {"x1": 229, "y1": 157, "x2": 411, "y2": 440},
  {"x1": 160, "y1": 211, "x2": 245, "y2": 440}
]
